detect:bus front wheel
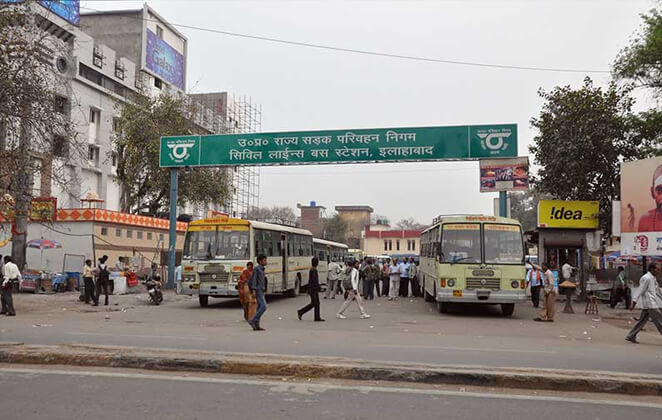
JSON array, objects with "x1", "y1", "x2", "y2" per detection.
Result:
[
  {"x1": 199, "y1": 295, "x2": 209, "y2": 308},
  {"x1": 423, "y1": 278, "x2": 434, "y2": 302},
  {"x1": 437, "y1": 301, "x2": 450, "y2": 314},
  {"x1": 501, "y1": 303, "x2": 515, "y2": 317}
]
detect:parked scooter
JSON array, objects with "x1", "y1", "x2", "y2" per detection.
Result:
[{"x1": 144, "y1": 264, "x2": 164, "y2": 305}]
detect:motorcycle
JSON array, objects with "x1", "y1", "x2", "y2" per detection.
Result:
[{"x1": 144, "y1": 273, "x2": 164, "y2": 305}]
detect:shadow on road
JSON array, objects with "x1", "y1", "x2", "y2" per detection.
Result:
[
  {"x1": 192, "y1": 294, "x2": 297, "y2": 310},
  {"x1": 422, "y1": 301, "x2": 521, "y2": 318}
]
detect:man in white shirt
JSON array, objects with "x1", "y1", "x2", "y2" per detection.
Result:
[
  {"x1": 336, "y1": 260, "x2": 370, "y2": 319},
  {"x1": 324, "y1": 258, "x2": 342, "y2": 299},
  {"x1": 1, "y1": 256, "x2": 21, "y2": 316},
  {"x1": 388, "y1": 259, "x2": 401, "y2": 301},
  {"x1": 626, "y1": 263, "x2": 662, "y2": 344},
  {"x1": 561, "y1": 261, "x2": 575, "y2": 282}
]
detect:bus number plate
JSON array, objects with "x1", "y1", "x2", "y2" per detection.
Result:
[
  {"x1": 453, "y1": 290, "x2": 462, "y2": 297},
  {"x1": 192, "y1": 284, "x2": 200, "y2": 290}
]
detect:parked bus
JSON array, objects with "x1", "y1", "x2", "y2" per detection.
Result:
[
  {"x1": 180, "y1": 216, "x2": 314, "y2": 307},
  {"x1": 313, "y1": 238, "x2": 349, "y2": 285},
  {"x1": 419, "y1": 215, "x2": 526, "y2": 316}
]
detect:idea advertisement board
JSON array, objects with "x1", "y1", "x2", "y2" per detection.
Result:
[
  {"x1": 621, "y1": 157, "x2": 662, "y2": 256},
  {"x1": 537, "y1": 200, "x2": 599, "y2": 229},
  {"x1": 479, "y1": 157, "x2": 529, "y2": 192}
]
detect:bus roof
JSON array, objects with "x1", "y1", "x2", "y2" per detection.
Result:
[
  {"x1": 187, "y1": 216, "x2": 313, "y2": 236},
  {"x1": 424, "y1": 215, "x2": 521, "y2": 233},
  {"x1": 313, "y1": 238, "x2": 349, "y2": 249}
]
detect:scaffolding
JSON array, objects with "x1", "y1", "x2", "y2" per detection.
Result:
[{"x1": 224, "y1": 95, "x2": 261, "y2": 219}]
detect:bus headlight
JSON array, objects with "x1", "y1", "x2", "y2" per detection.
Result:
[
  {"x1": 511, "y1": 280, "x2": 519, "y2": 289},
  {"x1": 184, "y1": 275, "x2": 196, "y2": 283},
  {"x1": 447, "y1": 279, "x2": 456, "y2": 287}
]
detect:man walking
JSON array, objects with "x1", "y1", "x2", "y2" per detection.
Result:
[
  {"x1": 388, "y1": 259, "x2": 400, "y2": 301},
  {"x1": 1, "y1": 256, "x2": 20, "y2": 316},
  {"x1": 248, "y1": 254, "x2": 268, "y2": 331},
  {"x1": 626, "y1": 263, "x2": 662, "y2": 344},
  {"x1": 298, "y1": 257, "x2": 325, "y2": 321},
  {"x1": 534, "y1": 263, "x2": 556, "y2": 322},
  {"x1": 610, "y1": 266, "x2": 631, "y2": 309},
  {"x1": 336, "y1": 260, "x2": 371, "y2": 319},
  {"x1": 526, "y1": 264, "x2": 543, "y2": 308},
  {"x1": 324, "y1": 258, "x2": 342, "y2": 299}
]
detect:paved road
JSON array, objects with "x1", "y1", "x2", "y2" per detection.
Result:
[
  {"x1": 1, "y1": 291, "x2": 661, "y2": 374},
  {"x1": 1, "y1": 365, "x2": 661, "y2": 420}
]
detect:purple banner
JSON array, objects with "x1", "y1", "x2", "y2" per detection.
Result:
[{"x1": 145, "y1": 28, "x2": 185, "y2": 90}]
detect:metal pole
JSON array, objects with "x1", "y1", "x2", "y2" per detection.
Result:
[
  {"x1": 167, "y1": 168, "x2": 178, "y2": 290},
  {"x1": 499, "y1": 191, "x2": 508, "y2": 217}
]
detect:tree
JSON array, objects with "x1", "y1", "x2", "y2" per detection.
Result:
[
  {"x1": 321, "y1": 213, "x2": 348, "y2": 244},
  {"x1": 529, "y1": 77, "x2": 650, "y2": 231},
  {"x1": 395, "y1": 217, "x2": 426, "y2": 230},
  {"x1": 614, "y1": 7, "x2": 662, "y2": 95},
  {"x1": 509, "y1": 191, "x2": 543, "y2": 232},
  {"x1": 246, "y1": 205, "x2": 297, "y2": 225},
  {"x1": 113, "y1": 93, "x2": 229, "y2": 214},
  {"x1": 1, "y1": 2, "x2": 83, "y2": 269}
]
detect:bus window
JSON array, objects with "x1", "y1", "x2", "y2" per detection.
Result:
[
  {"x1": 287, "y1": 233, "x2": 293, "y2": 256},
  {"x1": 254, "y1": 230, "x2": 265, "y2": 256},
  {"x1": 441, "y1": 224, "x2": 480, "y2": 263},
  {"x1": 484, "y1": 224, "x2": 524, "y2": 264}
]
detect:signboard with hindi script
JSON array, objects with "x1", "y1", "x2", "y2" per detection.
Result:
[{"x1": 159, "y1": 124, "x2": 517, "y2": 167}]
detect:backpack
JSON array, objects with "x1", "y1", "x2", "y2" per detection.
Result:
[
  {"x1": 98, "y1": 264, "x2": 110, "y2": 281},
  {"x1": 342, "y1": 267, "x2": 353, "y2": 290}
]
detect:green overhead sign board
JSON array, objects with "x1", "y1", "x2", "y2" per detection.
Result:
[{"x1": 159, "y1": 124, "x2": 517, "y2": 167}]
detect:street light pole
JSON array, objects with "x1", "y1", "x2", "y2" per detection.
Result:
[
  {"x1": 499, "y1": 191, "x2": 508, "y2": 217},
  {"x1": 167, "y1": 168, "x2": 178, "y2": 289}
]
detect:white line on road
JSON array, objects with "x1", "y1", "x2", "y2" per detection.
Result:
[
  {"x1": 1, "y1": 367, "x2": 660, "y2": 410},
  {"x1": 64, "y1": 332, "x2": 209, "y2": 341},
  {"x1": 376, "y1": 344, "x2": 554, "y2": 354}
]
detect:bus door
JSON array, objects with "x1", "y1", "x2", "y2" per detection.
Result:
[{"x1": 281, "y1": 233, "x2": 288, "y2": 290}]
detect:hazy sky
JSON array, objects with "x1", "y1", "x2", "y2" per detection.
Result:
[{"x1": 82, "y1": 0, "x2": 655, "y2": 225}]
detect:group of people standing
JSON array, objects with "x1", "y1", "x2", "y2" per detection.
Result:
[{"x1": 82, "y1": 255, "x2": 113, "y2": 306}]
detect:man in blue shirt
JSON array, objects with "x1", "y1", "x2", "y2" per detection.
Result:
[
  {"x1": 526, "y1": 265, "x2": 543, "y2": 308},
  {"x1": 248, "y1": 254, "x2": 268, "y2": 331}
]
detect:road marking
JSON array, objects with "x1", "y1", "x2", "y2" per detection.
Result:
[
  {"x1": 1, "y1": 367, "x2": 661, "y2": 409},
  {"x1": 64, "y1": 332, "x2": 209, "y2": 341},
  {"x1": 376, "y1": 344, "x2": 554, "y2": 354}
]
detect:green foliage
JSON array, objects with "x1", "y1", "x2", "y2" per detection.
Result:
[
  {"x1": 322, "y1": 214, "x2": 348, "y2": 244},
  {"x1": 529, "y1": 77, "x2": 650, "y2": 231},
  {"x1": 113, "y1": 93, "x2": 228, "y2": 214},
  {"x1": 509, "y1": 191, "x2": 543, "y2": 232},
  {"x1": 614, "y1": 8, "x2": 662, "y2": 94},
  {"x1": 395, "y1": 218, "x2": 426, "y2": 230}
]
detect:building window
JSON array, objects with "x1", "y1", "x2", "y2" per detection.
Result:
[
  {"x1": 114, "y1": 60, "x2": 125, "y2": 80},
  {"x1": 156, "y1": 25, "x2": 163, "y2": 39},
  {"x1": 396, "y1": 240, "x2": 400, "y2": 251},
  {"x1": 88, "y1": 145, "x2": 99, "y2": 167},
  {"x1": 384, "y1": 240, "x2": 388, "y2": 251},
  {"x1": 89, "y1": 109, "x2": 97, "y2": 123},
  {"x1": 411, "y1": 240, "x2": 416, "y2": 251},
  {"x1": 147, "y1": 232, "x2": 153, "y2": 240},
  {"x1": 116, "y1": 228, "x2": 122, "y2": 237},
  {"x1": 126, "y1": 230, "x2": 133, "y2": 239},
  {"x1": 159, "y1": 233, "x2": 164, "y2": 241},
  {"x1": 137, "y1": 231, "x2": 143, "y2": 240},
  {"x1": 112, "y1": 118, "x2": 120, "y2": 132},
  {"x1": 111, "y1": 152, "x2": 118, "y2": 168},
  {"x1": 101, "y1": 227, "x2": 108, "y2": 236},
  {"x1": 54, "y1": 96, "x2": 67, "y2": 114},
  {"x1": 154, "y1": 77, "x2": 162, "y2": 89},
  {"x1": 52, "y1": 135, "x2": 68, "y2": 158},
  {"x1": 93, "y1": 46, "x2": 104, "y2": 68}
]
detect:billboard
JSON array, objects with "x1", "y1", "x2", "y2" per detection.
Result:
[
  {"x1": 621, "y1": 156, "x2": 662, "y2": 256},
  {"x1": 479, "y1": 157, "x2": 529, "y2": 192},
  {"x1": 145, "y1": 28, "x2": 185, "y2": 90},
  {"x1": 537, "y1": 200, "x2": 599, "y2": 229},
  {"x1": 2, "y1": 1, "x2": 80, "y2": 26}
]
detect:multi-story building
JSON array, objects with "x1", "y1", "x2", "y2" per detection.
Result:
[
  {"x1": 335, "y1": 205, "x2": 373, "y2": 249},
  {"x1": 298, "y1": 201, "x2": 326, "y2": 238}
]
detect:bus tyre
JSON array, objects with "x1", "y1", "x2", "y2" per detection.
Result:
[
  {"x1": 199, "y1": 295, "x2": 209, "y2": 308},
  {"x1": 501, "y1": 303, "x2": 515, "y2": 317},
  {"x1": 423, "y1": 277, "x2": 434, "y2": 302},
  {"x1": 438, "y1": 301, "x2": 450, "y2": 314}
]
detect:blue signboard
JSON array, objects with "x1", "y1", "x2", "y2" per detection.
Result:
[
  {"x1": 145, "y1": 28, "x2": 185, "y2": 90},
  {"x1": 2, "y1": 1, "x2": 80, "y2": 26}
]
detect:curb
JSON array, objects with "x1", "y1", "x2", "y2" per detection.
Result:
[{"x1": 1, "y1": 343, "x2": 661, "y2": 396}]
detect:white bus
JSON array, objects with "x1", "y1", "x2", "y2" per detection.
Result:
[
  {"x1": 181, "y1": 216, "x2": 314, "y2": 307},
  {"x1": 313, "y1": 238, "x2": 349, "y2": 286}
]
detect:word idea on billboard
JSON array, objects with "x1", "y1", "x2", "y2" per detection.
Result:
[
  {"x1": 479, "y1": 157, "x2": 529, "y2": 192},
  {"x1": 537, "y1": 200, "x2": 599, "y2": 229},
  {"x1": 621, "y1": 156, "x2": 662, "y2": 256},
  {"x1": 160, "y1": 124, "x2": 518, "y2": 167}
]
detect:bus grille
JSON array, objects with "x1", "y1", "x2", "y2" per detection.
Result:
[
  {"x1": 200, "y1": 273, "x2": 230, "y2": 283},
  {"x1": 466, "y1": 278, "x2": 500, "y2": 290}
]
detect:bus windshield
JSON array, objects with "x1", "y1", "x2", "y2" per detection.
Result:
[
  {"x1": 441, "y1": 224, "x2": 481, "y2": 263},
  {"x1": 184, "y1": 230, "x2": 217, "y2": 260},
  {"x1": 183, "y1": 228, "x2": 250, "y2": 260},
  {"x1": 484, "y1": 224, "x2": 524, "y2": 264},
  {"x1": 215, "y1": 230, "x2": 250, "y2": 260}
]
